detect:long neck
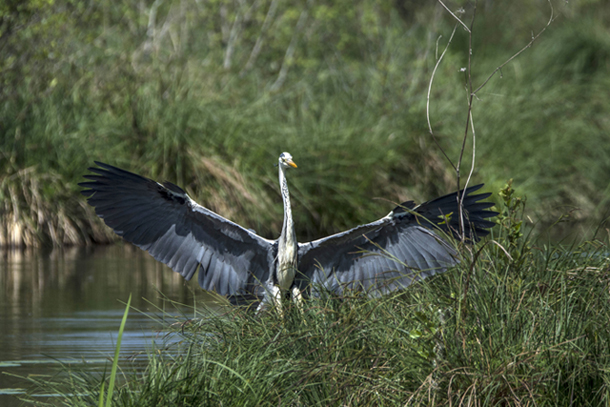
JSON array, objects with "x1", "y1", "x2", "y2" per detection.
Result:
[{"x1": 278, "y1": 166, "x2": 295, "y2": 247}]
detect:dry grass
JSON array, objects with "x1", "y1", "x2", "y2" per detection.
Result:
[{"x1": 0, "y1": 166, "x2": 115, "y2": 248}]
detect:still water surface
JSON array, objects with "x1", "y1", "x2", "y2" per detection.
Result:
[{"x1": 0, "y1": 244, "x2": 215, "y2": 406}]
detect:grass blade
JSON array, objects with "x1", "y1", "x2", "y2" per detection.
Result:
[{"x1": 102, "y1": 294, "x2": 131, "y2": 407}]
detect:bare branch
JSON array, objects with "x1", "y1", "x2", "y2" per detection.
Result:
[
  {"x1": 433, "y1": 0, "x2": 554, "y2": 241},
  {"x1": 437, "y1": 0, "x2": 470, "y2": 33},
  {"x1": 473, "y1": 0, "x2": 555, "y2": 95},
  {"x1": 427, "y1": 24, "x2": 458, "y2": 171},
  {"x1": 456, "y1": 3, "x2": 477, "y2": 241},
  {"x1": 464, "y1": 109, "x2": 476, "y2": 192}
]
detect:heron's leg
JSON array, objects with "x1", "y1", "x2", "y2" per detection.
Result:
[
  {"x1": 271, "y1": 284, "x2": 283, "y2": 315},
  {"x1": 291, "y1": 286, "x2": 304, "y2": 311},
  {"x1": 256, "y1": 284, "x2": 283, "y2": 316}
]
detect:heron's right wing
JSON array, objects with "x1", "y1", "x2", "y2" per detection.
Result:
[
  {"x1": 80, "y1": 162, "x2": 276, "y2": 301},
  {"x1": 296, "y1": 218, "x2": 457, "y2": 297},
  {"x1": 296, "y1": 184, "x2": 497, "y2": 297}
]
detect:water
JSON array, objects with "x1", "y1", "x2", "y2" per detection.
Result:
[{"x1": 0, "y1": 244, "x2": 218, "y2": 406}]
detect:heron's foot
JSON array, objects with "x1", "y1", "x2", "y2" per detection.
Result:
[{"x1": 256, "y1": 284, "x2": 284, "y2": 316}]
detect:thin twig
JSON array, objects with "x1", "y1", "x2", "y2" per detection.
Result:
[
  {"x1": 437, "y1": 0, "x2": 470, "y2": 33},
  {"x1": 455, "y1": 3, "x2": 477, "y2": 241},
  {"x1": 427, "y1": 24, "x2": 458, "y2": 171},
  {"x1": 473, "y1": 0, "x2": 555, "y2": 95},
  {"x1": 458, "y1": 103, "x2": 477, "y2": 242},
  {"x1": 463, "y1": 108, "x2": 476, "y2": 189}
]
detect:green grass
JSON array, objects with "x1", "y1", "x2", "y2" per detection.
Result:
[
  {"x1": 98, "y1": 294, "x2": 131, "y2": 407},
  {"x1": 23, "y1": 239, "x2": 610, "y2": 406}
]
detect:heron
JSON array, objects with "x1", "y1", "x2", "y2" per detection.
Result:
[{"x1": 80, "y1": 152, "x2": 496, "y2": 311}]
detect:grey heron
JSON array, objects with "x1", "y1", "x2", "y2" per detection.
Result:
[{"x1": 80, "y1": 152, "x2": 496, "y2": 310}]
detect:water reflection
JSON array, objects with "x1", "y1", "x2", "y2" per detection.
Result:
[{"x1": 0, "y1": 244, "x2": 218, "y2": 406}]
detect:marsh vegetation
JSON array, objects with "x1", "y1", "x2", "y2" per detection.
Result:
[
  {"x1": 1, "y1": 0, "x2": 609, "y2": 247},
  {"x1": 24, "y1": 191, "x2": 610, "y2": 406},
  {"x1": 2, "y1": 0, "x2": 610, "y2": 405}
]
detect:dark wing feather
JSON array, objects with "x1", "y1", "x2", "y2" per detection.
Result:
[
  {"x1": 392, "y1": 184, "x2": 497, "y2": 240},
  {"x1": 79, "y1": 162, "x2": 276, "y2": 301},
  {"x1": 296, "y1": 184, "x2": 497, "y2": 296}
]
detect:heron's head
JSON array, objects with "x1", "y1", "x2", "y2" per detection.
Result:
[{"x1": 278, "y1": 152, "x2": 297, "y2": 169}]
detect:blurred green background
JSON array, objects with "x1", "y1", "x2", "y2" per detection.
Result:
[{"x1": 1, "y1": 0, "x2": 609, "y2": 247}]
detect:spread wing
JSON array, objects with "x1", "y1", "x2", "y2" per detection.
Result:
[
  {"x1": 296, "y1": 184, "x2": 497, "y2": 296},
  {"x1": 79, "y1": 162, "x2": 276, "y2": 301}
]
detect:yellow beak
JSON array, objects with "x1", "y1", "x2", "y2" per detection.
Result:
[{"x1": 287, "y1": 160, "x2": 298, "y2": 168}]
